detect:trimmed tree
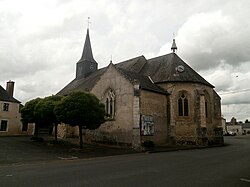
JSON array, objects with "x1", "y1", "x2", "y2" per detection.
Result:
[
  {"x1": 54, "y1": 91, "x2": 105, "y2": 149},
  {"x1": 21, "y1": 98, "x2": 42, "y2": 138},
  {"x1": 34, "y1": 95, "x2": 63, "y2": 141}
]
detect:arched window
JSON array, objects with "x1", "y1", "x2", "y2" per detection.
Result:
[
  {"x1": 205, "y1": 100, "x2": 208, "y2": 118},
  {"x1": 178, "y1": 93, "x2": 189, "y2": 116},
  {"x1": 105, "y1": 89, "x2": 115, "y2": 119},
  {"x1": 204, "y1": 91, "x2": 211, "y2": 120}
]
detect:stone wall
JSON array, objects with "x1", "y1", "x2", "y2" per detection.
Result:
[
  {"x1": 140, "y1": 90, "x2": 168, "y2": 145},
  {"x1": 85, "y1": 64, "x2": 135, "y2": 146},
  {"x1": 158, "y1": 82, "x2": 223, "y2": 145}
]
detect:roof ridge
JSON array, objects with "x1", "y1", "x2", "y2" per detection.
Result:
[
  {"x1": 147, "y1": 53, "x2": 174, "y2": 61},
  {"x1": 116, "y1": 67, "x2": 167, "y2": 94},
  {"x1": 116, "y1": 55, "x2": 146, "y2": 65}
]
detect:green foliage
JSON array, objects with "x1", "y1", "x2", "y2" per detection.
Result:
[
  {"x1": 54, "y1": 91, "x2": 105, "y2": 130},
  {"x1": 21, "y1": 95, "x2": 63, "y2": 126},
  {"x1": 34, "y1": 95, "x2": 63, "y2": 125},
  {"x1": 21, "y1": 95, "x2": 63, "y2": 140},
  {"x1": 21, "y1": 92, "x2": 105, "y2": 148},
  {"x1": 21, "y1": 98, "x2": 42, "y2": 124}
]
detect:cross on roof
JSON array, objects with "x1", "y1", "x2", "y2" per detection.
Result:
[{"x1": 87, "y1": 17, "x2": 91, "y2": 29}]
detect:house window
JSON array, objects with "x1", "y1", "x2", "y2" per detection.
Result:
[
  {"x1": 3, "y1": 103, "x2": 9, "y2": 111},
  {"x1": 0, "y1": 120, "x2": 8, "y2": 131},
  {"x1": 178, "y1": 93, "x2": 189, "y2": 116},
  {"x1": 105, "y1": 89, "x2": 115, "y2": 119}
]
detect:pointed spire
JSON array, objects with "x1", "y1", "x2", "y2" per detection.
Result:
[
  {"x1": 171, "y1": 38, "x2": 177, "y2": 53},
  {"x1": 76, "y1": 27, "x2": 97, "y2": 79},
  {"x1": 80, "y1": 28, "x2": 96, "y2": 62}
]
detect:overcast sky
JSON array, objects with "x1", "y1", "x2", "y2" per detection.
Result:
[{"x1": 0, "y1": 0, "x2": 250, "y2": 122}]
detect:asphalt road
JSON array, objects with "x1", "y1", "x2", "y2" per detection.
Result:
[
  {"x1": 0, "y1": 136, "x2": 250, "y2": 187},
  {"x1": 0, "y1": 136, "x2": 138, "y2": 165}
]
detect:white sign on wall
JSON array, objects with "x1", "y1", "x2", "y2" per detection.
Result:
[{"x1": 141, "y1": 115, "x2": 154, "y2": 136}]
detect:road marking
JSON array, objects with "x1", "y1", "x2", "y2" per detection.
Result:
[
  {"x1": 57, "y1": 156, "x2": 78, "y2": 160},
  {"x1": 240, "y1": 178, "x2": 250, "y2": 183},
  {"x1": 6, "y1": 174, "x2": 13, "y2": 177}
]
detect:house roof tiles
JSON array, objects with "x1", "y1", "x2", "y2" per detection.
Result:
[
  {"x1": 0, "y1": 85, "x2": 20, "y2": 103},
  {"x1": 58, "y1": 53, "x2": 214, "y2": 95},
  {"x1": 116, "y1": 67, "x2": 167, "y2": 95}
]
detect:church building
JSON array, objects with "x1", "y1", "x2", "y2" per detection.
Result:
[{"x1": 57, "y1": 28, "x2": 223, "y2": 148}]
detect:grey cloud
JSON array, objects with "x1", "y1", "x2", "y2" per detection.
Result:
[
  {"x1": 1, "y1": 0, "x2": 250, "y2": 122},
  {"x1": 222, "y1": 103, "x2": 250, "y2": 122},
  {"x1": 177, "y1": 10, "x2": 250, "y2": 71},
  {"x1": 222, "y1": 93, "x2": 250, "y2": 105}
]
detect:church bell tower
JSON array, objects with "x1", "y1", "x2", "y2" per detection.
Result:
[{"x1": 76, "y1": 28, "x2": 98, "y2": 79}]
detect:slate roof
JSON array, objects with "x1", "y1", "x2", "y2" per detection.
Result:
[
  {"x1": 78, "y1": 28, "x2": 96, "y2": 63},
  {"x1": 140, "y1": 53, "x2": 214, "y2": 87},
  {"x1": 116, "y1": 67, "x2": 167, "y2": 94},
  {"x1": 115, "y1": 55, "x2": 147, "y2": 74},
  {"x1": 115, "y1": 53, "x2": 214, "y2": 88},
  {"x1": 0, "y1": 85, "x2": 20, "y2": 103},
  {"x1": 57, "y1": 67, "x2": 107, "y2": 95},
  {"x1": 58, "y1": 53, "x2": 214, "y2": 95}
]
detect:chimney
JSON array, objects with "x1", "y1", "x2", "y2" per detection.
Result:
[{"x1": 6, "y1": 80, "x2": 15, "y2": 97}]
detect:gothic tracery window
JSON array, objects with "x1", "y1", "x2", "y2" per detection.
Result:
[
  {"x1": 105, "y1": 89, "x2": 115, "y2": 119},
  {"x1": 205, "y1": 100, "x2": 208, "y2": 118},
  {"x1": 178, "y1": 93, "x2": 189, "y2": 116}
]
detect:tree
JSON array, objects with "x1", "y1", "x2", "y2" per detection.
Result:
[
  {"x1": 21, "y1": 98, "x2": 42, "y2": 137},
  {"x1": 54, "y1": 91, "x2": 105, "y2": 149},
  {"x1": 34, "y1": 95, "x2": 63, "y2": 141},
  {"x1": 245, "y1": 119, "x2": 249, "y2": 123}
]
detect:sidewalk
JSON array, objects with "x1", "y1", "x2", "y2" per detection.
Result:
[{"x1": 148, "y1": 143, "x2": 225, "y2": 153}]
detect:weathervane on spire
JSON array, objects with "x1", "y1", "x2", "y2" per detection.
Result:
[
  {"x1": 171, "y1": 32, "x2": 177, "y2": 53},
  {"x1": 110, "y1": 55, "x2": 113, "y2": 63},
  {"x1": 87, "y1": 17, "x2": 91, "y2": 29}
]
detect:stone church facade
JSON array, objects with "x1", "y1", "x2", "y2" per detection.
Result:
[{"x1": 57, "y1": 29, "x2": 223, "y2": 148}]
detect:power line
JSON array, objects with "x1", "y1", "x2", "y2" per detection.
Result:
[{"x1": 219, "y1": 88, "x2": 250, "y2": 95}]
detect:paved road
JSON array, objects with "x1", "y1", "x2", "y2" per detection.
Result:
[
  {"x1": 0, "y1": 136, "x2": 250, "y2": 187},
  {"x1": 0, "y1": 136, "x2": 137, "y2": 165}
]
